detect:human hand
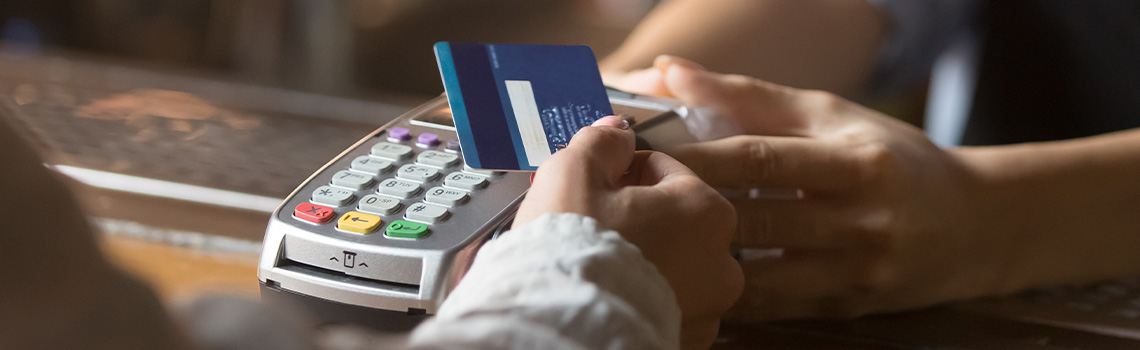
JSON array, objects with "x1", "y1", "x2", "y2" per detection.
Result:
[
  {"x1": 602, "y1": 55, "x2": 703, "y2": 98},
  {"x1": 515, "y1": 115, "x2": 743, "y2": 349},
  {"x1": 644, "y1": 57, "x2": 1008, "y2": 320}
]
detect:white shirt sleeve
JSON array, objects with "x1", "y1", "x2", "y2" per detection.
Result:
[{"x1": 405, "y1": 213, "x2": 681, "y2": 350}]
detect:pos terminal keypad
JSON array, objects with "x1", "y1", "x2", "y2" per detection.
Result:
[{"x1": 293, "y1": 132, "x2": 498, "y2": 239}]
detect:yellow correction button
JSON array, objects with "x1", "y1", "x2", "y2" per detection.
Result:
[{"x1": 337, "y1": 211, "x2": 382, "y2": 234}]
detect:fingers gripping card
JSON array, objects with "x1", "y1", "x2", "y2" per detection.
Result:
[{"x1": 434, "y1": 42, "x2": 613, "y2": 171}]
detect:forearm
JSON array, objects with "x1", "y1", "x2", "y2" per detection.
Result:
[
  {"x1": 958, "y1": 128, "x2": 1140, "y2": 293},
  {"x1": 600, "y1": 0, "x2": 887, "y2": 96}
]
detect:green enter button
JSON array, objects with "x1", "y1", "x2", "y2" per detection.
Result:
[{"x1": 386, "y1": 220, "x2": 430, "y2": 239}]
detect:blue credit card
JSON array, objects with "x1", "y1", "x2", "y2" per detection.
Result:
[{"x1": 434, "y1": 42, "x2": 613, "y2": 171}]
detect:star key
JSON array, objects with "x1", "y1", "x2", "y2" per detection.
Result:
[{"x1": 312, "y1": 185, "x2": 354, "y2": 206}]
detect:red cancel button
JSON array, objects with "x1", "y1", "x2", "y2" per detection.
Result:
[{"x1": 294, "y1": 203, "x2": 335, "y2": 224}]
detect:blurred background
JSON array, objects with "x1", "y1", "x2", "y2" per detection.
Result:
[
  {"x1": 0, "y1": 0, "x2": 659, "y2": 302},
  {"x1": 0, "y1": 0, "x2": 656, "y2": 97}
]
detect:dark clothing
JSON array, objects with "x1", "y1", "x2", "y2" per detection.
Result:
[{"x1": 964, "y1": 0, "x2": 1140, "y2": 145}]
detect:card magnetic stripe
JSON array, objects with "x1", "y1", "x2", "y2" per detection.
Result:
[{"x1": 435, "y1": 43, "x2": 530, "y2": 170}]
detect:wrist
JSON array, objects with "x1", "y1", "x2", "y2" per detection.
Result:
[
  {"x1": 953, "y1": 139, "x2": 1140, "y2": 294},
  {"x1": 953, "y1": 146, "x2": 1042, "y2": 295}
]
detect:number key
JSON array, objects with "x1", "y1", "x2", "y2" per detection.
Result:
[
  {"x1": 425, "y1": 186, "x2": 468, "y2": 206},
  {"x1": 462, "y1": 165, "x2": 495, "y2": 177},
  {"x1": 396, "y1": 164, "x2": 440, "y2": 182},
  {"x1": 377, "y1": 178, "x2": 421, "y2": 198},
  {"x1": 351, "y1": 156, "x2": 393, "y2": 175},
  {"x1": 417, "y1": 150, "x2": 460, "y2": 168},
  {"x1": 371, "y1": 142, "x2": 413, "y2": 160},
  {"x1": 445, "y1": 172, "x2": 488, "y2": 191},
  {"x1": 358, "y1": 194, "x2": 401, "y2": 215},
  {"x1": 331, "y1": 170, "x2": 373, "y2": 190}
]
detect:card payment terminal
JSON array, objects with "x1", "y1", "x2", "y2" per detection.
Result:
[{"x1": 257, "y1": 89, "x2": 697, "y2": 330}]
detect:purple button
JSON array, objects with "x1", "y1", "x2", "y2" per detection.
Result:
[
  {"x1": 446, "y1": 139, "x2": 461, "y2": 151},
  {"x1": 418, "y1": 133, "x2": 440, "y2": 146},
  {"x1": 389, "y1": 127, "x2": 411, "y2": 141}
]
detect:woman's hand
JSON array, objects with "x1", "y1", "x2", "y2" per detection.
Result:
[
  {"x1": 630, "y1": 57, "x2": 1016, "y2": 320},
  {"x1": 515, "y1": 116, "x2": 743, "y2": 349}
]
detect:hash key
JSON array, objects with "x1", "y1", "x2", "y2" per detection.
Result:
[{"x1": 406, "y1": 202, "x2": 448, "y2": 224}]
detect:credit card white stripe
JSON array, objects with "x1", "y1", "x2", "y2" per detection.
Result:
[{"x1": 504, "y1": 80, "x2": 551, "y2": 167}]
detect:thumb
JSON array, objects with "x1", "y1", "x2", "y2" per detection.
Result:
[
  {"x1": 601, "y1": 68, "x2": 673, "y2": 98},
  {"x1": 536, "y1": 115, "x2": 636, "y2": 188},
  {"x1": 658, "y1": 56, "x2": 820, "y2": 137}
]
